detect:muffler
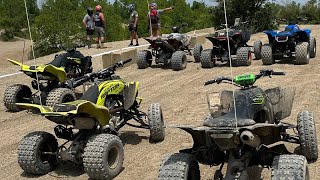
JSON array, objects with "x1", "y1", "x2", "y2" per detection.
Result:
[{"x1": 240, "y1": 130, "x2": 261, "y2": 148}]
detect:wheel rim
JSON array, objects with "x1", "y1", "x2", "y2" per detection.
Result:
[
  {"x1": 17, "y1": 89, "x2": 30, "y2": 103},
  {"x1": 211, "y1": 51, "x2": 215, "y2": 66},
  {"x1": 182, "y1": 55, "x2": 187, "y2": 68},
  {"x1": 38, "y1": 142, "x2": 55, "y2": 164},
  {"x1": 62, "y1": 94, "x2": 74, "y2": 103},
  {"x1": 247, "y1": 51, "x2": 252, "y2": 65},
  {"x1": 107, "y1": 146, "x2": 120, "y2": 170}
]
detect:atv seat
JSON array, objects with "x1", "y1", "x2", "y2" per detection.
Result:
[{"x1": 203, "y1": 113, "x2": 256, "y2": 127}]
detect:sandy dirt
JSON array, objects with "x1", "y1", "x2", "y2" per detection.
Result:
[{"x1": 0, "y1": 25, "x2": 320, "y2": 180}]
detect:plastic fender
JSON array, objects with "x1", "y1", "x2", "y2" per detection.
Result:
[
  {"x1": 96, "y1": 80, "x2": 125, "y2": 106},
  {"x1": 16, "y1": 103, "x2": 53, "y2": 113},
  {"x1": 296, "y1": 30, "x2": 310, "y2": 42},
  {"x1": 43, "y1": 65, "x2": 67, "y2": 82}
]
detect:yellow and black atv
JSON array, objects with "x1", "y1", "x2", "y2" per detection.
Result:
[
  {"x1": 3, "y1": 46, "x2": 93, "y2": 112},
  {"x1": 16, "y1": 59, "x2": 165, "y2": 179}
]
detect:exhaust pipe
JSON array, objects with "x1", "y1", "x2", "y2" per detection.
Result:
[{"x1": 240, "y1": 130, "x2": 261, "y2": 148}]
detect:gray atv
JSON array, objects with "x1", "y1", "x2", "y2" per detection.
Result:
[
  {"x1": 137, "y1": 23, "x2": 198, "y2": 71},
  {"x1": 158, "y1": 69, "x2": 317, "y2": 180}
]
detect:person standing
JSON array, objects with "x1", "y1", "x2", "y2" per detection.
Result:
[
  {"x1": 94, "y1": 5, "x2": 106, "y2": 48},
  {"x1": 148, "y1": 3, "x2": 174, "y2": 38},
  {"x1": 83, "y1": 7, "x2": 95, "y2": 48},
  {"x1": 128, "y1": 4, "x2": 139, "y2": 46}
]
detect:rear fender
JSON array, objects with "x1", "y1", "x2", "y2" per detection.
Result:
[
  {"x1": 8, "y1": 59, "x2": 67, "y2": 82},
  {"x1": 175, "y1": 126, "x2": 209, "y2": 148}
]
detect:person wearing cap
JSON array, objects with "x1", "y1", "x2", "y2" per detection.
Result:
[
  {"x1": 128, "y1": 4, "x2": 139, "y2": 46},
  {"x1": 83, "y1": 7, "x2": 95, "y2": 48},
  {"x1": 94, "y1": 5, "x2": 106, "y2": 48},
  {"x1": 148, "y1": 3, "x2": 174, "y2": 38}
]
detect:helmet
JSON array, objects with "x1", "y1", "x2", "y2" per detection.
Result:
[
  {"x1": 128, "y1": 4, "x2": 135, "y2": 12},
  {"x1": 87, "y1": 7, "x2": 93, "y2": 15},
  {"x1": 95, "y1": 5, "x2": 102, "y2": 11},
  {"x1": 150, "y1": 3, "x2": 157, "y2": 10}
]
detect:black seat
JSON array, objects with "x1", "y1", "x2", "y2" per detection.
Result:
[
  {"x1": 203, "y1": 113, "x2": 256, "y2": 127},
  {"x1": 80, "y1": 85, "x2": 99, "y2": 104}
]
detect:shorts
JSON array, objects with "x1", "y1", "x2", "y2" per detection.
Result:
[
  {"x1": 95, "y1": 26, "x2": 105, "y2": 37},
  {"x1": 129, "y1": 24, "x2": 138, "y2": 32},
  {"x1": 86, "y1": 29, "x2": 94, "y2": 36},
  {"x1": 151, "y1": 24, "x2": 160, "y2": 31}
]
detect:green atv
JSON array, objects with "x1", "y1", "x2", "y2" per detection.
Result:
[
  {"x1": 16, "y1": 59, "x2": 165, "y2": 179},
  {"x1": 158, "y1": 70, "x2": 317, "y2": 180},
  {"x1": 3, "y1": 46, "x2": 92, "y2": 112}
]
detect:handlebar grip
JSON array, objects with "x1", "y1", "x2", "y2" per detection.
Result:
[
  {"x1": 204, "y1": 79, "x2": 216, "y2": 86},
  {"x1": 271, "y1": 71, "x2": 285, "y2": 75}
]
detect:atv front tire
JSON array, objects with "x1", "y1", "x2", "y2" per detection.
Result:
[
  {"x1": 295, "y1": 42, "x2": 310, "y2": 65},
  {"x1": 261, "y1": 44, "x2": 274, "y2": 65},
  {"x1": 309, "y1": 37, "x2": 316, "y2": 58},
  {"x1": 193, "y1": 44, "x2": 203, "y2": 62},
  {"x1": 137, "y1": 50, "x2": 152, "y2": 69},
  {"x1": 297, "y1": 111, "x2": 318, "y2": 161},
  {"x1": 254, "y1": 40, "x2": 262, "y2": 59},
  {"x1": 236, "y1": 47, "x2": 252, "y2": 66},
  {"x1": 271, "y1": 155, "x2": 309, "y2": 180},
  {"x1": 83, "y1": 134, "x2": 124, "y2": 180},
  {"x1": 171, "y1": 51, "x2": 187, "y2": 70},
  {"x1": 18, "y1": 131, "x2": 58, "y2": 175},
  {"x1": 45, "y1": 88, "x2": 76, "y2": 107},
  {"x1": 148, "y1": 103, "x2": 165, "y2": 142},
  {"x1": 158, "y1": 153, "x2": 200, "y2": 180},
  {"x1": 200, "y1": 49, "x2": 215, "y2": 68},
  {"x1": 3, "y1": 84, "x2": 32, "y2": 112}
]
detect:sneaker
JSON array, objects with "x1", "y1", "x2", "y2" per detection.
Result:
[
  {"x1": 128, "y1": 43, "x2": 133, "y2": 46},
  {"x1": 135, "y1": 44, "x2": 139, "y2": 46}
]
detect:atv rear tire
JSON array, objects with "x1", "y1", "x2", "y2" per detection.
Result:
[
  {"x1": 297, "y1": 111, "x2": 318, "y2": 161},
  {"x1": 148, "y1": 103, "x2": 165, "y2": 142},
  {"x1": 171, "y1": 51, "x2": 187, "y2": 70},
  {"x1": 200, "y1": 49, "x2": 215, "y2": 68},
  {"x1": 83, "y1": 134, "x2": 124, "y2": 180},
  {"x1": 3, "y1": 84, "x2": 32, "y2": 112},
  {"x1": 236, "y1": 47, "x2": 252, "y2": 66},
  {"x1": 261, "y1": 44, "x2": 274, "y2": 65},
  {"x1": 45, "y1": 88, "x2": 76, "y2": 107},
  {"x1": 295, "y1": 42, "x2": 310, "y2": 65},
  {"x1": 18, "y1": 131, "x2": 58, "y2": 175},
  {"x1": 309, "y1": 37, "x2": 316, "y2": 58},
  {"x1": 158, "y1": 153, "x2": 200, "y2": 180},
  {"x1": 254, "y1": 40, "x2": 262, "y2": 59},
  {"x1": 137, "y1": 50, "x2": 152, "y2": 69},
  {"x1": 271, "y1": 154, "x2": 309, "y2": 180},
  {"x1": 193, "y1": 44, "x2": 203, "y2": 62}
]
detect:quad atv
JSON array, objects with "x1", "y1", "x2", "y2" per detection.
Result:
[
  {"x1": 3, "y1": 46, "x2": 93, "y2": 112},
  {"x1": 137, "y1": 23, "x2": 195, "y2": 70},
  {"x1": 16, "y1": 59, "x2": 165, "y2": 180},
  {"x1": 158, "y1": 69, "x2": 318, "y2": 180},
  {"x1": 256, "y1": 22, "x2": 316, "y2": 65},
  {"x1": 195, "y1": 18, "x2": 254, "y2": 68}
]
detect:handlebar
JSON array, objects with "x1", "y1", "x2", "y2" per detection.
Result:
[
  {"x1": 66, "y1": 58, "x2": 132, "y2": 88},
  {"x1": 204, "y1": 69, "x2": 285, "y2": 87}
]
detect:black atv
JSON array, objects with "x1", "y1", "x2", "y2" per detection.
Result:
[
  {"x1": 158, "y1": 69, "x2": 318, "y2": 179},
  {"x1": 195, "y1": 18, "x2": 254, "y2": 68},
  {"x1": 3, "y1": 46, "x2": 93, "y2": 112},
  {"x1": 137, "y1": 23, "x2": 195, "y2": 71}
]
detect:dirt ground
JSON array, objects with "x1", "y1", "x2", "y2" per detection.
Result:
[{"x1": 0, "y1": 25, "x2": 320, "y2": 180}]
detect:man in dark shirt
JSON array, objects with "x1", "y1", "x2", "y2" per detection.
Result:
[
  {"x1": 128, "y1": 4, "x2": 139, "y2": 46},
  {"x1": 83, "y1": 7, "x2": 94, "y2": 48}
]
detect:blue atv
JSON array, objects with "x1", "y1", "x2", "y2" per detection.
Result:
[{"x1": 254, "y1": 23, "x2": 316, "y2": 65}]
